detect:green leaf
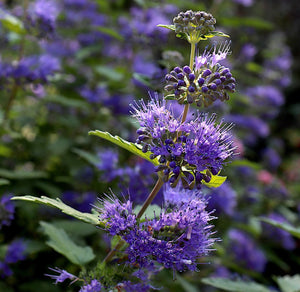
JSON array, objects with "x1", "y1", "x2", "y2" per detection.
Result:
[
  {"x1": 276, "y1": 275, "x2": 300, "y2": 292},
  {"x1": 96, "y1": 26, "x2": 124, "y2": 41},
  {"x1": 220, "y1": 17, "x2": 273, "y2": 30},
  {"x1": 95, "y1": 65, "x2": 124, "y2": 82},
  {"x1": 40, "y1": 221, "x2": 95, "y2": 266},
  {"x1": 11, "y1": 195, "x2": 101, "y2": 226},
  {"x1": 157, "y1": 24, "x2": 175, "y2": 31},
  {"x1": 200, "y1": 31, "x2": 230, "y2": 39},
  {"x1": 0, "y1": 10, "x2": 25, "y2": 34},
  {"x1": 164, "y1": 94, "x2": 176, "y2": 100},
  {"x1": 0, "y1": 169, "x2": 48, "y2": 180},
  {"x1": 43, "y1": 95, "x2": 89, "y2": 109},
  {"x1": 177, "y1": 274, "x2": 199, "y2": 292},
  {"x1": 89, "y1": 130, "x2": 159, "y2": 165},
  {"x1": 0, "y1": 178, "x2": 10, "y2": 186},
  {"x1": 202, "y1": 277, "x2": 271, "y2": 292},
  {"x1": 260, "y1": 217, "x2": 300, "y2": 239},
  {"x1": 72, "y1": 148, "x2": 100, "y2": 166},
  {"x1": 133, "y1": 73, "x2": 152, "y2": 87},
  {"x1": 202, "y1": 174, "x2": 227, "y2": 188},
  {"x1": 52, "y1": 220, "x2": 97, "y2": 237}
]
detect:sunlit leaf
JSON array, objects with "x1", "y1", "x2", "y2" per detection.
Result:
[
  {"x1": 276, "y1": 275, "x2": 300, "y2": 292},
  {"x1": 11, "y1": 196, "x2": 101, "y2": 226},
  {"x1": 0, "y1": 10, "x2": 25, "y2": 34},
  {"x1": 89, "y1": 130, "x2": 159, "y2": 165}
]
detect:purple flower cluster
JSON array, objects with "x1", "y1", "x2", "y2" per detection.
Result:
[
  {"x1": 206, "y1": 182, "x2": 237, "y2": 216},
  {"x1": 228, "y1": 229, "x2": 266, "y2": 272},
  {"x1": 99, "y1": 193, "x2": 216, "y2": 272},
  {"x1": 0, "y1": 54, "x2": 60, "y2": 87},
  {"x1": 165, "y1": 43, "x2": 236, "y2": 107},
  {"x1": 0, "y1": 194, "x2": 15, "y2": 229},
  {"x1": 80, "y1": 279, "x2": 102, "y2": 292},
  {"x1": 132, "y1": 95, "x2": 234, "y2": 189},
  {"x1": 27, "y1": 0, "x2": 60, "y2": 36},
  {"x1": 0, "y1": 240, "x2": 27, "y2": 278}
]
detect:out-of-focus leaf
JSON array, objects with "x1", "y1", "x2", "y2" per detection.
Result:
[
  {"x1": 177, "y1": 274, "x2": 199, "y2": 292},
  {"x1": 0, "y1": 145, "x2": 12, "y2": 157},
  {"x1": 276, "y1": 275, "x2": 300, "y2": 292},
  {"x1": 96, "y1": 26, "x2": 124, "y2": 41},
  {"x1": 202, "y1": 277, "x2": 271, "y2": 292},
  {"x1": 72, "y1": 148, "x2": 99, "y2": 166},
  {"x1": 40, "y1": 221, "x2": 95, "y2": 266},
  {"x1": 0, "y1": 178, "x2": 10, "y2": 185},
  {"x1": 0, "y1": 10, "x2": 25, "y2": 34},
  {"x1": 11, "y1": 196, "x2": 101, "y2": 226},
  {"x1": 0, "y1": 169, "x2": 48, "y2": 180},
  {"x1": 231, "y1": 159, "x2": 261, "y2": 170},
  {"x1": 43, "y1": 95, "x2": 89, "y2": 109},
  {"x1": 133, "y1": 73, "x2": 152, "y2": 87},
  {"x1": 89, "y1": 130, "x2": 159, "y2": 165},
  {"x1": 220, "y1": 17, "x2": 273, "y2": 30},
  {"x1": 260, "y1": 217, "x2": 300, "y2": 239},
  {"x1": 52, "y1": 220, "x2": 97, "y2": 237},
  {"x1": 95, "y1": 66, "x2": 124, "y2": 82}
]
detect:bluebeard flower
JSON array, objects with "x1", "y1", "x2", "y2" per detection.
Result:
[
  {"x1": 245, "y1": 85, "x2": 284, "y2": 119},
  {"x1": 0, "y1": 194, "x2": 15, "y2": 229},
  {"x1": 132, "y1": 95, "x2": 234, "y2": 189},
  {"x1": 173, "y1": 11, "x2": 216, "y2": 43},
  {"x1": 228, "y1": 229, "x2": 266, "y2": 272},
  {"x1": 99, "y1": 196, "x2": 136, "y2": 236},
  {"x1": 45, "y1": 267, "x2": 77, "y2": 284},
  {"x1": 96, "y1": 149, "x2": 120, "y2": 182},
  {"x1": 27, "y1": 0, "x2": 60, "y2": 36},
  {"x1": 5, "y1": 240, "x2": 26, "y2": 263},
  {"x1": 99, "y1": 194, "x2": 216, "y2": 272},
  {"x1": 262, "y1": 213, "x2": 296, "y2": 250},
  {"x1": 165, "y1": 43, "x2": 236, "y2": 107},
  {"x1": 0, "y1": 239, "x2": 27, "y2": 278},
  {"x1": 261, "y1": 147, "x2": 281, "y2": 171},
  {"x1": 80, "y1": 279, "x2": 102, "y2": 292},
  {"x1": 205, "y1": 182, "x2": 237, "y2": 216},
  {"x1": 240, "y1": 44, "x2": 257, "y2": 61},
  {"x1": 163, "y1": 181, "x2": 201, "y2": 205}
]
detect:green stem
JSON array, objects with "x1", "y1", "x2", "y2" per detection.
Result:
[
  {"x1": 103, "y1": 177, "x2": 164, "y2": 263},
  {"x1": 181, "y1": 41, "x2": 196, "y2": 125}
]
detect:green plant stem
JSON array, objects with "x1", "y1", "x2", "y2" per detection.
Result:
[{"x1": 180, "y1": 42, "x2": 196, "y2": 125}]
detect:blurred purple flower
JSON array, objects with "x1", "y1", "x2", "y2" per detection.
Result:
[
  {"x1": 61, "y1": 191, "x2": 97, "y2": 212},
  {"x1": 232, "y1": 0, "x2": 254, "y2": 6},
  {"x1": 206, "y1": 182, "x2": 237, "y2": 216},
  {"x1": 261, "y1": 147, "x2": 281, "y2": 171},
  {"x1": 262, "y1": 213, "x2": 296, "y2": 250},
  {"x1": 28, "y1": 0, "x2": 60, "y2": 35},
  {"x1": 0, "y1": 194, "x2": 15, "y2": 229},
  {"x1": 240, "y1": 44, "x2": 257, "y2": 61},
  {"x1": 228, "y1": 229, "x2": 266, "y2": 272}
]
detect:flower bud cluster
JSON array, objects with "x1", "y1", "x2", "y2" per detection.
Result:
[
  {"x1": 173, "y1": 10, "x2": 216, "y2": 39},
  {"x1": 131, "y1": 96, "x2": 234, "y2": 189},
  {"x1": 165, "y1": 44, "x2": 236, "y2": 107}
]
